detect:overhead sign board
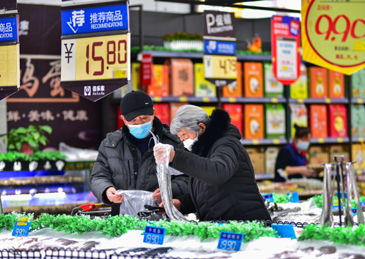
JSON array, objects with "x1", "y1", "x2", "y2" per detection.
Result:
[
  {"x1": 204, "y1": 11, "x2": 236, "y2": 38},
  {"x1": 61, "y1": 4, "x2": 128, "y2": 35},
  {"x1": 61, "y1": 0, "x2": 130, "y2": 102},
  {"x1": 271, "y1": 15, "x2": 301, "y2": 85},
  {"x1": 302, "y1": 0, "x2": 365, "y2": 75}
]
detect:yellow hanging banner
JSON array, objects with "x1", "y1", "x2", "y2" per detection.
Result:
[{"x1": 302, "y1": 0, "x2": 365, "y2": 75}]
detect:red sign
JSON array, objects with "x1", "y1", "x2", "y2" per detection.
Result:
[
  {"x1": 141, "y1": 53, "x2": 152, "y2": 86},
  {"x1": 271, "y1": 15, "x2": 301, "y2": 85}
]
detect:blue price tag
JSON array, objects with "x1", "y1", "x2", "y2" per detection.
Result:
[
  {"x1": 143, "y1": 226, "x2": 165, "y2": 245},
  {"x1": 262, "y1": 193, "x2": 274, "y2": 202},
  {"x1": 360, "y1": 202, "x2": 365, "y2": 206},
  {"x1": 287, "y1": 192, "x2": 299, "y2": 203},
  {"x1": 217, "y1": 231, "x2": 243, "y2": 252},
  {"x1": 352, "y1": 208, "x2": 357, "y2": 215},
  {"x1": 271, "y1": 224, "x2": 296, "y2": 239},
  {"x1": 12, "y1": 221, "x2": 31, "y2": 237}
]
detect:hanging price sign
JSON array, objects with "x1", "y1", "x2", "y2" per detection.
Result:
[
  {"x1": 271, "y1": 15, "x2": 301, "y2": 85},
  {"x1": 60, "y1": 0, "x2": 130, "y2": 101},
  {"x1": 302, "y1": 0, "x2": 365, "y2": 75}
]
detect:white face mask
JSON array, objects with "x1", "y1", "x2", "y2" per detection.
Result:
[
  {"x1": 183, "y1": 132, "x2": 198, "y2": 151},
  {"x1": 297, "y1": 140, "x2": 310, "y2": 151}
]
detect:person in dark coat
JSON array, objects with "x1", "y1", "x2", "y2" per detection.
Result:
[
  {"x1": 91, "y1": 91, "x2": 188, "y2": 215},
  {"x1": 154, "y1": 105, "x2": 271, "y2": 221}
]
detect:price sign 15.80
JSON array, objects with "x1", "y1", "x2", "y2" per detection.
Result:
[{"x1": 61, "y1": 33, "x2": 130, "y2": 82}]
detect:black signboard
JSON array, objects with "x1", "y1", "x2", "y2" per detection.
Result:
[{"x1": 203, "y1": 11, "x2": 236, "y2": 38}]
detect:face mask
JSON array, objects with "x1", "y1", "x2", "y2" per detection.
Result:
[
  {"x1": 128, "y1": 120, "x2": 152, "y2": 139},
  {"x1": 183, "y1": 132, "x2": 198, "y2": 151},
  {"x1": 297, "y1": 140, "x2": 310, "y2": 151}
]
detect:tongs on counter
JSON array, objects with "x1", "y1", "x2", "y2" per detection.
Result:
[{"x1": 137, "y1": 205, "x2": 165, "y2": 218}]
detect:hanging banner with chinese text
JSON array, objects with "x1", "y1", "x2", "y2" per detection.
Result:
[
  {"x1": 141, "y1": 53, "x2": 152, "y2": 86},
  {"x1": 302, "y1": 0, "x2": 365, "y2": 75},
  {"x1": 61, "y1": 0, "x2": 130, "y2": 102},
  {"x1": 203, "y1": 11, "x2": 237, "y2": 87},
  {"x1": 271, "y1": 15, "x2": 301, "y2": 85},
  {"x1": 0, "y1": 0, "x2": 20, "y2": 100}
]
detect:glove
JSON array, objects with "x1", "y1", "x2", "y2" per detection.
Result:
[{"x1": 153, "y1": 143, "x2": 173, "y2": 165}]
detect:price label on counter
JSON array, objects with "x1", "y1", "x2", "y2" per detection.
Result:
[
  {"x1": 271, "y1": 224, "x2": 296, "y2": 239},
  {"x1": 143, "y1": 226, "x2": 165, "y2": 245},
  {"x1": 217, "y1": 231, "x2": 243, "y2": 252},
  {"x1": 12, "y1": 218, "x2": 31, "y2": 237},
  {"x1": 262, "y1": 193, "x2": 274, "y2": 202},
  {"x1": 287, "y1": 192, "x2": 299, "y2": 203}
]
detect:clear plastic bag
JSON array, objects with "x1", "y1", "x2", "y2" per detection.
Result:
[{"x1": 117, "y1": 190, "x2": 163, "y2": 219}]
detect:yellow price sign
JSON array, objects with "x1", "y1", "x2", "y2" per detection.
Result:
[
  {"x1": 271, "y1": 98, "x2": 278, "y2": 103},
  {"x1": 358, "y1": 99, "x2": 364, "y2": 104},
  {"x1": 252, "y1": 139, "x2": 259, "y2": 145},
  {"x1": 228, "y1": 97, "x2": 235, "y2": 103},
  {"x1": 179, "y1": 96, "x2": 187, "y2": 102},
  {"x1": 318, "y1": 138, "x2": 324, "y2": 143},
  {"x1": 298, "y1": 99, "x2": 304, "y2": 104},
  {"x1": 337, "y1": 138, "x2": 343, "y2": 143},
  {"x1": 273, "y1": 139, "x2": 280, "y2": 144},
  {"x1": 61, "y1": 33, "x2": 130, "y2": 81},
  {"x1": 18, "y1": 218, "x2": 28, "y2": 222},
  {"x1": 202, "y1": 97, "x2": 210, "y2": 102},
  {"x1": 0, "y1": 44, "x2": 19, "y2": 87},
  {"x1": 154, "y1": 96, "x2": 161, "y2": 102},
  {"x1": 203, "y1": 55, "x2": 237, "y2": 80},
  {"x1": 325, "y1": 98, "x2": 331, "y2": 104}
]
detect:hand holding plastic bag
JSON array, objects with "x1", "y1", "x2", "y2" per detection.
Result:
[{"x1": 154, "y1": 143, "x2": 173, "y2": 164}]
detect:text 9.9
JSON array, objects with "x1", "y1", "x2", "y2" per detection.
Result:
[{"x1": 86, "y1": 40, "x2": 127, "y2": 76}]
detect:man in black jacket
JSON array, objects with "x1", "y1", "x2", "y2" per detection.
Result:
[{"x1": 90, "y1": 91, "x2": 188, "y2": 214}]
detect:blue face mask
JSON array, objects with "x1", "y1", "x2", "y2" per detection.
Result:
[
  {"x1": 297, "y1": 140, "x2": 310, "y2": 151},
  {"x1": 128, "y1": 120, "x2": 152, "y2": 139}
]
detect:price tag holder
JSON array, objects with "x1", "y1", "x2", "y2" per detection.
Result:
[
  {"x1": 217, "y1": 231, "x2": 243, "y2": 252},
  {"x1": 262, "y1": 193, "x2": 274, "y2": 202},
  {"x1": 271, "y1": 224, "x2": 296, "y2": 239},
  {"x1": 360, "y1": 202, "x2": 365, "y2": 206},
  {"x1": 352, "y1": 208, "x2": 357, "y2": 215},
  {"x1": 143, "y1": 226, "x2": 165, "y2": 245},
  {"x1": 12, "y1": 220, "x2": 31, "y2": 237},
  {"x1": 287, "y1": 192, "x2": 299, "y2": 203}
]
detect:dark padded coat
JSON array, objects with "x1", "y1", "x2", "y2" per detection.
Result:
[
  {"x1": 171, "y1": 109, "x2": 271, "y2": 221},
  {"x1": 90, "y1": 117, "x2": 188, "y2": 206}
]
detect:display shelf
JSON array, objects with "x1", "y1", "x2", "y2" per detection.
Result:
[
  {"x1": 142, "y1": 50, "x2": 273, "y2": 62},
  {"x1": 352, "y1": 137, "x2": 365, "y2": 143},
  {"x1": 151, "y1": 96, "x2": 286, "y2": 103},
  {"x1": 351, "y1": 98, "x2": 365, "y2": 104},
  {"x1": 240, "y1": 138, "x2": 287, "y2": 145},
  {"x1": 255, "y1": 173, "x2": 274, "y2": 180},
  {"x1": 310, "y1": 137, "x2": 350, "y2": 144},
  {"x1": 289, "y1": 98, "x2": 349, "y2": 104}
]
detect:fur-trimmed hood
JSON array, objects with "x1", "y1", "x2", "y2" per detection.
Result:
[{"x1": 191, "y1": 109, "x2": 241, "y2": 157}]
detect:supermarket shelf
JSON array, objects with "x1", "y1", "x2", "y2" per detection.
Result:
[
  {"x1": 240, "y1": 138, "x2": 287, "y2": 145},
  {"x1": 351, "y1": 98, "x2": 365, "y2": 104},
  {"x1": 310, "y1": 137, "x2": 350, "y2": 144},
  {"x1": 255, "y1": 173, "x2": 274, "y2": 180},
  {"x1": 151, "y1": 96, "x2": 286, "y2": 103},
  {"x1": 142, "y1": 50, "x2": 273, "y2": 62},
  {"x1": 352, "y1": 137, "x2": 365, "y2": 143},
  {"x1": 289, "y1": 98, "x2": 349, "y2": 104}
]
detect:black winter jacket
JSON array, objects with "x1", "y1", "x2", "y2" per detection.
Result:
[
  {"x1": 171, "y1": 109, "x2": 271, "y2": 221},
  {"x1": 90, "y1": 117, "x2": 188, "y2": 206}
]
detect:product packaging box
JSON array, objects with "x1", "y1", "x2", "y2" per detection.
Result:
[
  {"x1": 200, "y1": 106, "x2": 216, "y2": 116},
  {"x1": 309, "y1": 146, "x2": 329, "y2": 166},
  {"x1": 265, "y1": 147, "x2": 280, "y2": 177},
  {"x1": 265, "y1": 104, "x2": 286, "y2": 139},
  {"x1": 328, "y1": 104, "x2": 348, "y2": 138},
  {"x1": 289, "y1": 104, "x2": 308, "y2": 138},
  {"x1": 352, "y1": 144, "x2": 365, "y2": 171},
  {"x1": 132, "y1": 62, "x2": 141, "y2": 91},
  {"x1": 309, "y1": 105, "x2": 328, "y2": 138},
  {"x1": 223, "y1": 61, "x2": 242, "y2": 97},
  {"x1": 290, "y1": 63, "x2": 308, "y2": 99},
  {"x1": 351, "y1": 104, "x2": 365, "y2": 138},
  {"x1": 246, "y1": 148, "x2": 265, "y2": 174},
  {"x1": 329, "y1": 145, "x2": 349, "y2": 163},
  {"x1": 351, "y1": 69, "x2": 365, "y2": 98},
  {"x1": 328, "y1": 70, "x2": 345, "y2": 99},
  {"x1": 244, "y1": 62, "x2": 263, "y2": 98},
  {"x1": 154, "y1": 103, "x2": 170, "y2": 126},
  {"x1": 223, "y1": 104, "x2": 243, "y2": 136},
  {"x1": 147, "y1": 65, "x2": 169, "y2": 96},
  {"x1": 194, "y1": 63, "x2": 216, "y2": 97},
  {"x1": 244, "y1": 104, "x2": 264, "y2": 139},
  {"x1": 309, "y1": 67, "x2": 328, "y2": 98},
  {"x1": 165, "y1": 58, "x2": 194, "y2": 96},
  {"x1": 264, "y1": 62, "x2": 284, "y2": 97},
  {"x1": 170, "y1": 102, "x2": 188, "y2": 121}
]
